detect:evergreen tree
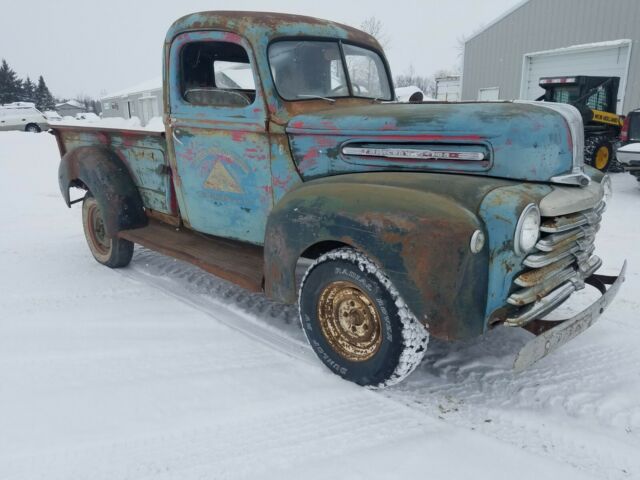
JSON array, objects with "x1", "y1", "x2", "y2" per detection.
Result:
[
  {"x1": 21, "y1": 76, "x2": 36, "y2": 103},
  {"x1": 0, "y1": 59, "x2": 22, "y2": 105},
  {"x1": 34, "y1": 76, "x2": 55, "y2": 111}
]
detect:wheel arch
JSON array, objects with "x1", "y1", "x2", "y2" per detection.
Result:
[
  {"x1": 264, "y1": 176, "x2": 490, "y2": 341},
  {"x1": 59, "y1": 145, "x2": 147, "y2": 236}
]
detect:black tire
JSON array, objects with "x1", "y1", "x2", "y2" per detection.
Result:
[
  {"x1": 82, "y1": 194, "x2": 133, "y2": 268},
  {"x1": 25, "y1": 123, "x2": 41, "y2": 133},
  {"x1": 299, "y1": 248, "x2": 429, "y2": 388},
  {"x1": 585, "y1": 136, "x2": 613, "y2": 172}
]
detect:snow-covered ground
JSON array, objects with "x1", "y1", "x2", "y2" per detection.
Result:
[{"x1": 1, "y1": 131, "x2": 638, "y2": 479}]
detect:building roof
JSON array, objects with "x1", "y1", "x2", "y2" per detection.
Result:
[
  {"x1": 56, "y1": 100, "x2": 84, "y2": 109},
  {"x1": 435, "y1": 75, "x2": 461, "y2": 81},
  {"x1": 464, "y1": 0, "x2": 530, "y2": 43},
  {"x1": 101, "y1": 76, "x2": 162, "y2": 100}
]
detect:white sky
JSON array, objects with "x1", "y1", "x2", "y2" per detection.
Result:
[{"x1": 0, "y1": 0, "x2": 521, "y2": 99}]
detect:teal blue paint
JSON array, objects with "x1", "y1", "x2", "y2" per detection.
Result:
[
  {"x1": 287, "y1": 102, "x2": 574, "y2": 184},
  {"x1": 478, "y1": 183, "x2": 552, "y2": 324},
  {"x1": 168, "y1": 31, "x2": 272, "y2": 245},
  {"x1": 60, "y1": 130, "x2": 172, "y2": 214},
  {"x1": 269, "y1": 134, "x2": 303, "y2": 203}
]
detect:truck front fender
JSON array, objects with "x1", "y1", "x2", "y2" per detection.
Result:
[
  {"x1": 59, "y1": 145, "x2": 147, "y2": 236},
  {"x1": 264, "y1": 173, "x2": 492, "y2": 341}
]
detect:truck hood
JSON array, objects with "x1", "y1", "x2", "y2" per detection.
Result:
[{"x1": 286, "y1": 101, "x2": 585, "y2": 185}]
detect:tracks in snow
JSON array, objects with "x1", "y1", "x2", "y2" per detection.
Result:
[{"x1": 120, "y1": 247, "x2": 640, "y2": 480}]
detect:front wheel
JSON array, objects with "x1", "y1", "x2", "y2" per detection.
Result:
[
  {"x1": 25, "y1": 123, "x2": 41, "y2": 133},
  {"x1": 299, "y1": 248, "x2": 429, "y2": 387},
  {"x1": 82, "y1": 194, "x2": 133, "y2": 268}
]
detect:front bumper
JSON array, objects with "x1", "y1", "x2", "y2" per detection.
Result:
[{"x1": 512, "y1": 260, "x2": 626, "y2": 372}]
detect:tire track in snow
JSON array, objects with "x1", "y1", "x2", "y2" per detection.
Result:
[
  {"x1": 388, "y1": 335, "x2": 640, "y2": 480},
  {"x1": 120, "y1": 248, "x2": 314, "y2": 366},
  {"x1": 0, "y1": 389, "x2": 439, "y2": 480},
  {"x1": 117, "y1": 247, "x2": 638, "y2": 480}
]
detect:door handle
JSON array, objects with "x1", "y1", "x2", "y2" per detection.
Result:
[{"x1": 172, "y1": 129, "x2": 183, "y2": 145}]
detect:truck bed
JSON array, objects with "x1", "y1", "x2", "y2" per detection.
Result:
[{"x1": 51, "y1": 124, "x2": 175, "y2": 217}]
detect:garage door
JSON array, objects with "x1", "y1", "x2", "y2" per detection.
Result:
[{"x1": 521, "y1": 40, "x2": 631, "y2": 114}]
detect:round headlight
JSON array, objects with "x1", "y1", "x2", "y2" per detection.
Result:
[
  {"x1": 601, "y1": 174, "x2": 613, "y2": 205},
  {"x1": 514, "y1": 204, "x2": 540, "y2": 255},
  {"x1": 470, "y1": 230, "x2": 485, "y2": 254}
]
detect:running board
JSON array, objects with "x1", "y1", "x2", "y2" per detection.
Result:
[{"x1": 118, "y1": 220, "x2": 264, "y2": 292}]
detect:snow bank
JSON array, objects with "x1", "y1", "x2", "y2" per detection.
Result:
[{"x1": 53, "y1": 115, "x2": 164, "y2": 132}]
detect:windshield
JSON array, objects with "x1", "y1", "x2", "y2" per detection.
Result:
[{"x1": 268, "y1": 40, "x2": 392, "y2": 101}]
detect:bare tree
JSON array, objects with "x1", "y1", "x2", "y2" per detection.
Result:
[
  {"x1": 395, "y1": 65, "x2": 435, "y2": 98},
  {"x1": 360, "y1": 16, "x2": 390, "y2": 50}
]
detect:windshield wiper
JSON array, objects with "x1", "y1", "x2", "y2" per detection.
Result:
[{"x1": 296, "y1": 94, "x2": 336, "y2": 103}]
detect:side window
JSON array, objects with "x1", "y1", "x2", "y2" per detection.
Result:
[
  {"x1": 181, "y1": 41, "x2": 256, "y2": 107},
  {"x1": 586, "y1": 87, "x2": 608, "y2": 111}
]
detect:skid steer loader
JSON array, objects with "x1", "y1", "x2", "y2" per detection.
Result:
[{"x1": 537, "y1": 76, "x2": 623, "y2": 171}]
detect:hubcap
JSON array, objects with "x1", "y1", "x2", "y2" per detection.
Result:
[
  {"x1": 88, "y1": 203, "x2": 110, "y2": 255},
  {"x1": 317, "y1": 281, "x2": 382, "y2": 362},
  {"x1": 595, "y1": 146, "x2": 609, "y2": 170}
]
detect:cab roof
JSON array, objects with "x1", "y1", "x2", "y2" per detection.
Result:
[{"x1": 165, "y1": 11, "x2": 381, "y2": 50}]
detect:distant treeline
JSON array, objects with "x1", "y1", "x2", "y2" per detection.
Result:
[{"x1": 0, "y1": 59, "x2": 56, "y2": 111}]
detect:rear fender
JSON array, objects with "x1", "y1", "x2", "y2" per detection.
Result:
[
  {"x1": 59, "y1": 145, "x2": 147, "y2": 236},
  {"x1": 264, "y1": 178, "x2": 489, "y2": 340}
]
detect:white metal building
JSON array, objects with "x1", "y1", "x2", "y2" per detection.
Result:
[
  {"x1": 435, "y1": 75, "x2": 461, "y2": 101},
  {"x1": 100, "y1": 77, "x2": 163, "y2": 126},
  {"x1": 462, "y1": 0, "x2": 640, "y2": 114}
]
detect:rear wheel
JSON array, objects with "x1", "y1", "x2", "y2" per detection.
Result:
[
  {"x1": 82, "y1": 194, "x2": 133, "y2": 268},
  {"x1": 299, "y1": 248, "x2": 429, "y2": 387}
]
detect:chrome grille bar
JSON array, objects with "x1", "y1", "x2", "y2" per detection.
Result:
[
  {"x1": 506, "y1": 256, "x2": 602, "y2": 327},
  {"x1": 505, "y1": 199, "x2": 605, "y2": 326},
  {"x1": 540, "y1": 202, "x2": 605, "y2": 233}
]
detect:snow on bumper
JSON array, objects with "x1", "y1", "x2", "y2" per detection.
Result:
[{"x1": 513, "y1": 260, "x2": 626, "y2": 372}]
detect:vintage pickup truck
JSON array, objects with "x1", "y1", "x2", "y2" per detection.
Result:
[{"x1": 52, "y1": 11, "x2": 626, "y2": 387}]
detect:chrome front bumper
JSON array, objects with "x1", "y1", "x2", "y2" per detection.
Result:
[{"x1": 512, "y1": 261, "x2": 626, "y2": 372}]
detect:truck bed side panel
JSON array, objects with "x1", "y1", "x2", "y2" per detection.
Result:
[{"x1": 54, "y1": 127, "x2": 174, "y2": 215}]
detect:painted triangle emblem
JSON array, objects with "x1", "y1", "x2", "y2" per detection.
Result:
[{"x1": 204, "y1": 161, "x2": 243, "y2": 193}]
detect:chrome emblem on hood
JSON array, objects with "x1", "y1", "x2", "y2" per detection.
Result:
[{"x1": 342, "y1": 146, "x2": 485, "y2": 161}]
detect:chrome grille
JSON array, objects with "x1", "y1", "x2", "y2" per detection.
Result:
[{"x1": 505, "y1": 201, "x2": 605, "y2": 326}]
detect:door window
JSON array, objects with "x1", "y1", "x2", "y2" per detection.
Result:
[{"x1": 181, "y1": 41, "x2": 256, "y2": 107}]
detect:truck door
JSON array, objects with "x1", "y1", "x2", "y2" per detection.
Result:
[{"x1": 167, "y1": 31, "x2": 272, "y2": 245}]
